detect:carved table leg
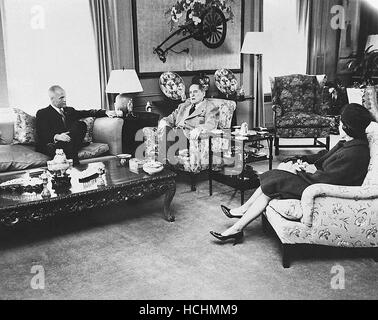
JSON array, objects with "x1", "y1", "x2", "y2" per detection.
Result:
[{"x1": 164, "y1": 182, "x2": 176, "y2": 222}]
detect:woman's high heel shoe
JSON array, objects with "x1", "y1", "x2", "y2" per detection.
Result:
[
  {"x1": 209, "y1": 230, "x2": 244, "y2": 246},
  {"x1": 221, "y1": 205, "x2": 243, "y2": 219}
]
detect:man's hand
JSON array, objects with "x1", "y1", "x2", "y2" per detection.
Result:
[
  {"x1": 106, "y1": 110, "x2": 121, "y2": 118},
  {"x1": 189, "y1": 128, "x2": 202, "y2": 140},
  {"x1": 54, "y1": 132, "x2": 71, "y2": 143}
]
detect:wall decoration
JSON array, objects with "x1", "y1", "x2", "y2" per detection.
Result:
[{"x1": 132, "y1": 0, "x2": 244, "y2": 78}]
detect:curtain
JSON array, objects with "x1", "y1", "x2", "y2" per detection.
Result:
[
  {"x1": 89, "y1": 0, "x2": 118, "y2": 110},
  {"x1": 0, "y1": 3, "x2": 9, "y2": 108},
  {"x1": 306, "y1": 0, "x2": 343, "y2": 80}
]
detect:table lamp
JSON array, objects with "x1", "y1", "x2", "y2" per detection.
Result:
[
  {"x1": 106, "y1": 69, "x2": 143, "y2": 117},
  {"x1": 241, "y1": 32, "x2": 268, "y2": 128}
]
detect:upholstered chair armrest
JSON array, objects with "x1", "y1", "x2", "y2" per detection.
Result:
[
  {"x1": 272, "y1": 104, "x2": 283, "y2": 117},
  {"x1": 92, "y1": 117, "x2": 123, "y2": 155},
  {"x1": 301, "y1": 184, "x2": 378, "y2": 227}
]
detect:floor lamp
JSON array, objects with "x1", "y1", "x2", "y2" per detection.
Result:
[{"x1": 241, "y1": 32, "x2": 267, "y2": 128}]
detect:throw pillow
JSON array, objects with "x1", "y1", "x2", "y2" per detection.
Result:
[
  {"x1": 80, "y1": 117, "x2": 95, "y2": 144},
  {"x1": 363, "y1": 86, "x2": 378, "y2": 122},
  {"x1": 13, "y1": 108, "x2": 36, "y2": 145}
]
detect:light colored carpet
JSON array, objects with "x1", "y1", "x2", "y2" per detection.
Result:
[{"x1": 0, "y1": 137, "x2": 377, "y2": 300}]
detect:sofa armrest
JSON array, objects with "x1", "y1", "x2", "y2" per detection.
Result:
[
  {"x1": 301, "y1": 183, "x2": 378, "y2": 227},
  {"x1": 92, "y1": 117, "x2": 123, "y2": 155}
]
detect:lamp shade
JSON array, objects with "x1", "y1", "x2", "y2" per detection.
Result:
[
  {"x1": 105, "y1": 69, "x2": 143, "y2": 94},
  {"x1": 241, "y1": 32, "x2": 269, "y2": 54},
  {"x1": 365, "y1": 35, "x2": 378, "y2": 52}
]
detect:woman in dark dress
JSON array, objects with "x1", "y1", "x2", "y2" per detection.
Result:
[{"x1": 210, "y1": 103, "x2": 372, "y2": 245}]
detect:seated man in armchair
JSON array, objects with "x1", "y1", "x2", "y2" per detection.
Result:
[
  {"x1": 36, "y1": 85, "x2": 119, "y2": 165},
  {"x1": 157, "y1": 82, "x2": 219, "y2": 140}
]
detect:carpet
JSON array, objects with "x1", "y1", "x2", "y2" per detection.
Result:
[{"x1": 0, "y1": 139, "x2": 377, "y2": 300}]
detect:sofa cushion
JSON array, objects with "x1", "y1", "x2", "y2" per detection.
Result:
[
  {"x1": 0, "y1": 145, "x2": 49, "y2": 172},
  {"x1": 0, "y1": 108, "x2": 16, "y2": 145},
  {"x1": 13, "y1": 108, "x2": 36, "y2": 145},
  {"x1": 80, "y1": 117, "x2": 95, "y2": 143},
  {"x1": 78, "y1": 143, "x2": 109, "y2": 160},
  {"x1": 207, "y1": 98, "x2": 236, "y2": 129},
  {"x1": 268, "y1": 199, "x2": 303, "y2": 220}
]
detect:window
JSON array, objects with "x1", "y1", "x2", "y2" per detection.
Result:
[
  {"x1": 263, "y1": 0, "x2": 308, "y2": 94},
  {"x1": 2, "y1": 0, "x2": 100, "y2": 113}
]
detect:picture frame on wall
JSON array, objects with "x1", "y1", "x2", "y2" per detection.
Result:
[{"x1": 131, "y1": 0, "x2": 244, "y2": 78}]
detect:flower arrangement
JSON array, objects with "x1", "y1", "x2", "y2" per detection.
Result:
[{"x1": 166, "y1": 0, "x2": 234, "y2": 29}]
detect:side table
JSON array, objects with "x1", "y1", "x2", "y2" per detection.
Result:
[
  {"x1": 122, "y1": 112, "x2": 160, "y2": 156},
  {"x1": 209, "y1": 132, "x2": 273, "y2": 205}
]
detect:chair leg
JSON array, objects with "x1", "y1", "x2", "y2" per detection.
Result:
[
  {"x1": 282, "y1": 244, "x2": 292, "y2": 268},
  {"x1": 274, "y1": 137, "x2": 279, "y2": 156},
  {"x1": 190, "y1": 174, "x2": 197, "y2": 192},
  {"x1": 326, "y1": 136, "x2": 330, "y2": 151},
  {"x1": 261, "y1": 214, "x2": 269, "y2": 234}
]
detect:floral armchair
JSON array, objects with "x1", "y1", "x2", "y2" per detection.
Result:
[
  {"x1": 143, "y1": 98, "x2": 236, "y2": 190},
  {"x1": 263, "y1": 120, "x2": 378, "y2": 268},
  {"x1": 271, "y1": 74, "x2": 335, "y2": 156}
]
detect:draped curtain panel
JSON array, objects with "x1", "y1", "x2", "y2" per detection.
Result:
[
  {"x1": 89, "y1": 0, "x2": 118, "y2": 110},
  {"x1": 0, "y1": 3, "x2": 9, "y2": 108},
  {"x1": 305, "y1": 0, "x2": 342, "y2": 80}
]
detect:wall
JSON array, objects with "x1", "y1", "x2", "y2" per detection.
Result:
[{"x1": 113, "y1": 0, "x2": 256, "y2": 125}]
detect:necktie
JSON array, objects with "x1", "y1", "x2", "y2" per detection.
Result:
[
  {"x1": 59, "y1": 108, "x2": 66, "y2": 126},
  {"x1": 188, "y1": 104, "x2": 196, "y2": 116}
]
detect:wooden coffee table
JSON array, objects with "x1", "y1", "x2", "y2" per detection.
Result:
[{"x1": 0, "y1": 159, "x2": 177, "y2": 227}]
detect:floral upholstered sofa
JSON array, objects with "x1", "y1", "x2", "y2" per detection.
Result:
[
  {"x1": 143, "y1": 98, "x2": 236, "y2": 190},
  {"x1": 264, "y1": 117, "x2": 378, "y2": 268},
  {"x1": 0, "y1": 108, "x2": 123, "y2": 177}
]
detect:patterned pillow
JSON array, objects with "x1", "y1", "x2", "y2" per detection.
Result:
[
  {"x1": 13, "y1": 108, "x2": 36, "y2": 145},
  {"x1": 80, "y1": 117, "x2": 95, "y2": 144}
]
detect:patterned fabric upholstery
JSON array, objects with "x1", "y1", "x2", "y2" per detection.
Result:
[
  {"x1": 271, "y1": 74, "x2": 334, "y2": 138},
  {"x1": 264, "y1": 121, "x2": 378, "y2": 247},
  {"x1": 13, "y1": 108, "x2": 36, "y2": 145},
  {"x1": 142, "y1": 99, "x2": 236, "y2": 173}
]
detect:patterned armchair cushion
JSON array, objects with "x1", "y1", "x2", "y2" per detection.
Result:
[
  {"x1": 207, "y1": 98, "x2": 236, "y2": 129},
  {"x1": 271, "y1": 74, "x2": 320, "y2": 115},
  {"x1": 276, "y1": 112, "x2": 334, "y2": 128}
]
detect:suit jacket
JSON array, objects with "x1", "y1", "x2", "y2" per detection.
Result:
[
  {"x1": 161, "y1": 99, "x2": 219, "y2": 137},
  {"x1": 35, "y1": 105, "x2": 106, "y2": 152}
]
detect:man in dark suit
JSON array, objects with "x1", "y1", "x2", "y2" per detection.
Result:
[{"x1": 36, "y1": 85, "x2": 118, "y2": 165}]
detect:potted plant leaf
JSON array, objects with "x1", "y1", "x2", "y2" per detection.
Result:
[{"x1": 347, "y1": 45, "x2": 378, "y2": 86}]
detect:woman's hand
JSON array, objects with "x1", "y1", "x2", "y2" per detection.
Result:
[{"x1": 277, "y1": 161, "x2": 297, "y2": 174}]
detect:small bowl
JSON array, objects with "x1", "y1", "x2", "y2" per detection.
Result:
[{"x1": 117, "y1": 154, "x2": 132, "y2": 165}]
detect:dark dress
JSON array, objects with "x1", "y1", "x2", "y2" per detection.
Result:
[{"x1": 260, "y1": 138, "x2": 370, "y2": 200}]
